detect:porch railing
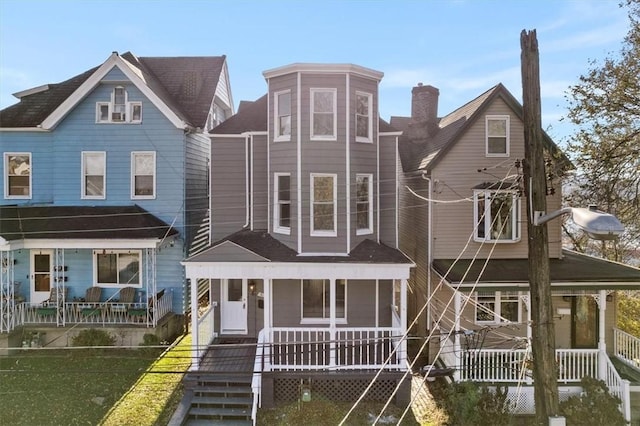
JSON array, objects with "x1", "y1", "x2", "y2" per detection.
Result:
[
  {"x1": 251, "y1": 329, "x2": 267, "y2": 426},
  {"x1": 14, "y1": 291, "x2": 173, "y2": 328},
  {"x1": 196, "y1": 304, "x2": 215, "y2": 363},
  {"x1": 613, "y1": 327, "x2": 640, "y2": 370},
  {"x1": 266, "y1": 327, "x2": 405, "y2": 371}
]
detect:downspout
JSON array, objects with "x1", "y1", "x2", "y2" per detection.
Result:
[
  {"x1": 243, "y1": 134, "x2": 250, "y2": 228},
  {"x1": 250, "y1": 134, "x2": 254, "y2": 230},
  {"x1": 422, "y1": 173, "x2": 433, "y2": 332}
]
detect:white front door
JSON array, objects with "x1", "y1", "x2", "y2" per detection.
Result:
[
  {"x1": 31, "y1": 250, "x2": 53, "y2": 304},
  {"x1": 221, "y1": 278, "x2": 247, "y2": 334}
]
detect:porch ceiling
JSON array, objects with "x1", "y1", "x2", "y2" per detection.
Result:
[
  {"x1": 433, "y1": 249, "x2": 640, "y2": 289},
  {"x1": 0, "y1": 205, "x2": 178, "y2": 245}
]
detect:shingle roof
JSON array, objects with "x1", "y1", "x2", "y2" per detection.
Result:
[
  {"x1": 433, "y1": 250, "x2": 640, "y2": 287},
  {"x1": 0, "y1": 205, "x2": 178, "y2": 240},
  {"x1": 0, "y1": 52, "x2": 226, "y2": 129},
  {"x1": 398, "y1": 84, "x2": 571, "y2": 173},
  {"x1": 186, "y1": 229, "x2": 412, "y2": 264}
]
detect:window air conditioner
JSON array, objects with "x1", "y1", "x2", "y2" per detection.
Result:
[{"x1": 111, "y1": 112, "x2": 124, "y2": 122}]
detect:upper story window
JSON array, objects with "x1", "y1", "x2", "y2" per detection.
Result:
[
  {"x1": 274, "y1": 173, "x2": 291, "y2": 234},
  {"x1": 4, "y1": 153, "x2": 31, "y2": 199},
  {"x1": 131, "y1": 152, "x2": 156, "y2": 199},
  {"x1": 208, "y1": 103, "x2": 226, "y2": 131},
  {"x1": 275, "y1": 91, "x2": 291, "y2": 141},
  {"x1": 311, "y1": 173, "x2": 337, "y2": 236},
  {"x1": 96, "y1": 86, "x2": 142, "y2": 124},
  {"x1": 82, "y1": 151, "x2": 106, "y2": 199},
  {"x1": 476, "y1": 291, "x2": 520, "y2": 324},
  {"x1": 310, "y1": 88, "x2": 337, "y2": 140},
  {"x1": 356, "y1": 174, "x2": 373, "y2": 235},
  {"x1": 486, "y1": 115, "x2": 510, "y2": 156},
  {"x1": 355, "y1": 92, "x2": 372, "y2": 142},
  {"x1": 474, "y1": 189, "x2": 521, "y2": 242},
  {"x1": 301, "y1": 279, "x2": 346, "y2": 323},
  {"x1": 94, "y1": 249, "x2": 141, "y2": 287}
]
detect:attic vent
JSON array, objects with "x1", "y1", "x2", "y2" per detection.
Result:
[{"x1": 183, "y1": 71, "x2": 198, "y2": 98}]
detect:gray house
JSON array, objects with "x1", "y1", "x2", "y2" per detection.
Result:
[{"x1": 181, "y1": 63, "x2": 414, "y2": 416}]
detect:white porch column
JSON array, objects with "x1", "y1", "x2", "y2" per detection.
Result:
[
  {"x1": 329, "y1": 278, "x2": 336, "y2": 368},
  {"x1": 597, "y1": 290, "x2": 608, "y2": 380},
  {"x1": 453, "y1": 291, "x2": 461, "y2": 381},
  {"x1": 263, "y1": 278, "x2": 272, "y2": 371},
  {"x1": 400, "y1": 278, "x2": 408, "y2": 366},
  {"x1": 188, "y1": 274, "x2": 200, "y2": 371}
]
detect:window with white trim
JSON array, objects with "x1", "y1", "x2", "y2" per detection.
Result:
[
  {"x1": 356, "y1": 174, "x2": 373, "y2": 235},
  {"x1": 310, "y1": 88, "x2": 336, "y2": 140},
  {"x1": 355, "y1": 92, "x2": 372, "y2": 142},
  {"x1": 131, "y1": 152, "x2": 156, "y2": 199},
  {"x1": 274, "y1": 173, "x2": 291, "y2": 234},
  {"x1": 82, "y1": 151, "x2": 106, "y2": 199},
  {"x1": 311, "y1": 173, "x2": 337, "y2": 236},
  {"x1": 301, "y1": 279, "x2": 346, "y2": 322},
  {"x1": 94, "y1": 250, "x2": 141, "y2": 287},
  {"x1": 476, "y1": 291, "x2": 520, "y2": 323},
  {"x1": 275, "y1": 91, "x2": 291, "y2": 141},
  {"x1": 474, "y1": 190, "x2": 520, "y2": 242},
  {"x1": 96, "y1": 86, "x2": 142, "y2": 124},
  {"x1": 486, "y1": 115, "x2": 509, "y2": 156},
  {"x1": 4, "y1": 153, "x2": 31, "y2": 198}
]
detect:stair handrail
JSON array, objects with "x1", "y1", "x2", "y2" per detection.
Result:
[{"x1": 251, "y1": 328, "x2": 266, "y2": 425}]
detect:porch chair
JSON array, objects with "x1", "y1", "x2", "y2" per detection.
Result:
[
  {"x1": 127, "y1": 289, "x2": 165, "y2": 322},
  {"x1": 80, "y1": 286, "x2": 103, "y2": 317},
  {"x1": 108, "y1": 287, "x2": 137, "y2": 316},
  {"x1": 36, "y1": 286, "x2": 68, "y2": 316}
]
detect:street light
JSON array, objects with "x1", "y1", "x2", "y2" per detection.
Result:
[{"x1": 533, "y1": 205, "x2": 625, "y2": 240}]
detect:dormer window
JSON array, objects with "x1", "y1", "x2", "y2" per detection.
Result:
[
  {"x1": 486, "y1": 115, "x2": 509, "y2": 156},
  {"x1": 96, "y1": 86, "x2": 142, "y2": 124}
]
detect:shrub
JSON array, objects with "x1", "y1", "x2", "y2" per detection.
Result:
[
  {"x1": 138, "y1": 333, "x2": 164, "y2": 356},
  {"x1": 71, "y1": 328, "x2": 116, "y2": 347},
  {"x1": 438, "y1": 381, "x2": 512, "y2": 425},
  {"x1": 560, "y1": 376, "x2": 626, "y2": 426}
]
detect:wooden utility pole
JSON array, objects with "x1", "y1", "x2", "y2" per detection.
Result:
[{"x1": 520, "y1": 29, "x2": 560, "y2": 424}]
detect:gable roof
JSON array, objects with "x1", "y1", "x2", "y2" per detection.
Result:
[
  {"x1": 0, "y1": 205, "x2": 177, "y2": 241},
  {"x1": 398, "y1": 83, "x2": 571, "y2": 173},
  {"x1": 0, "y1": 52, "x2": 227, "y2": 130},
  {"x1": 185, "y1": 229, "x2": 412, "y2": 264}
]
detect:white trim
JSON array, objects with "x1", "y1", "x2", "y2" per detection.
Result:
[
  {"x1": 310, "y1": 173, "x2": 337, "y2": 237},
  {"x1": 274, "y1": 90, "x2": 291, "y2": 142},
  {"x1": 41, "y1": 52, "x2": 187, "y2": 130},
  {"x1": 0, "y1": 128, "x2": 50, "y2": 132},
  {"x1": 297, "y1": 72, "x2": 302, "y2": 253},
  {"x1": 475, "y1": 290, "x2": 522, "y2": 324},
  {"x1": 93, "y1": 249, "x2": 142, "y2": 287},
  {"x1": 131, "y1": 151, "x2": 156, "y2": 199},
  {"x1": 5, "y1": 239, "x2": 162, "y2": 250},
  {"x1": 356, "y1": 173, "x2": 374, "y2": 235},
  {"x1": 300, "y1": 278, "x2": 347, "y2": 324},
  {"x1": 263, "y1": 63, "x2": 384, "y2": 81},
  {"x1": 13, "y1": 84, "x2": 50, "y2": 99},
  {"x1": 485, "y1": 115, "x2": 510, "y2": 157},
  {"x1": 81, "y1": 151, "x2": 106, "y2": 200},
  {"x1": 346, "y1": 75, "x2": 351, "y2": 252},
  {"x1": 3, "y1": 152, "x2": 32, "y2": 199},
  {"x1": 273, "y1": 173, "x2": 291, "y2": 235},
  {"x1": 310, "y1": 88, "x2": 337, "y2": 141},
  {"x1": 473, "y1": 189, "x2": 521, "y2": 243},
  {"x1": 355, "y1": 91, "x2": 373, "y2": 143}
]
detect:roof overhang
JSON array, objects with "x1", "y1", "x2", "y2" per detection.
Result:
[
  {"x1": 1, "y1": 238, "x2": 164, "y2": 251},
  {"x1": 263, "y1": 63, "x2": 384, "y2": 81}
]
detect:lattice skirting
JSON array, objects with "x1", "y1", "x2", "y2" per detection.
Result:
[
  {"x1": 504, "y1": 385, "x2": 582, "y2": 415},
  {"x1": 261, "y1": 371, "x2": 410, "y2": 408}
]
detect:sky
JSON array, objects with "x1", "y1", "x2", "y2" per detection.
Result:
[{"x1": 0, "y1": 0, "x2": 630, "y2": 143}]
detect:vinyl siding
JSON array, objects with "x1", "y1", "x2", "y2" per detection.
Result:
[
  {"x1": 185, "y1": 132, "x2": 210, "y2": 250},
  {"x1": 211, "y1": 136, "x2": 248, "y2": 241},
  {"x1": 215, "y1": 65, "x2": 233, "y2": 111},
  {"x1": 377, "y1": 135, "x2": 398, "y2": 247},
  {"x1": 1, "y1": 132, "x2": 53, "y2": 204},
  {"x1": 431, "y1": 98, "x2": 562, "y2": 259},
  {"x1": 251, "y1": 134, "x2": 269, "y2": 230}
]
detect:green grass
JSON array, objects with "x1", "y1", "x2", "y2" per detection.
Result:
[{"x1": 0, "y1": 335, "x2": 191, "y2": 426}]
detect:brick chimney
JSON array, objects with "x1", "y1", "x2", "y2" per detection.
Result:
[{"x1": 408, "y1": 83, "x2": 439, "y2": 140}]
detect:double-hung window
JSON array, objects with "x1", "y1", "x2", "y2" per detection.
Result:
[
  {"x1": 82, "y1": 151, "x2": 106, "y2": 199},
  {"x1": 274, "y1": 173, "x2": 291, "y2": 234},
  {"x1": 476, "y1": 291, "x2": 520, "y2": 323},
  {"x1": 131, "y1": 152, "x2": 156, "y2": 199},
  {"x1": 486, "y1": 115, "x2": 510, "y2": 156},
  {"x1": 4, "y1": 153, "x2": 31, "y2": 198},
  {"x1": 356, "y1": 174, "x2": 373, "y2": 235},
  {"x1": 274, "y1": 91, "x2": 291, "y2": 141},
  {"x1": 301, "y1": 279, "x2": 346, "y2": 323},
  {"x1": 355, "y1": 92, "x2": 372, "y2": 142},
  {"x1": 310, "y1": 88, "x2": 337, "y2": 140},
  {"x1": 94, "y1": 250, "x2": 141, "y2": 287},
  {"x1": 311, "y1": 173, "x2": 337, "y2": 236},
  {"x1": 96, "y1": 86, "x2": 142, "y2": 124},
  {"x1": 474, "y1": 189, "x2": 520, "y2": 242}
]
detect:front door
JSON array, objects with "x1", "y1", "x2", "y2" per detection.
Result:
[
  {"x1": 221, "y1": 279, "x2": 247, "y2": 334},
  {"x1": 572, "y1": 296, "x2": 599, "y2": 348},
  {"x1": 31, "y1": 250, "x2": 53, "y2": 304}
]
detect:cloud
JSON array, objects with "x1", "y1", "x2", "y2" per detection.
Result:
[{"x1": 545, "y1": 22, "x2": 628, "y2": 53}]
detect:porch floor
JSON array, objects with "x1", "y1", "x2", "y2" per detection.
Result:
[{"x1": 199, "y1": 338, "x2": 257, "y2": 373}]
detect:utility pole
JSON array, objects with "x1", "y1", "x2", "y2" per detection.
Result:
[{"x1": 520, "y1": 29, "x2": 560, "y2": 424}]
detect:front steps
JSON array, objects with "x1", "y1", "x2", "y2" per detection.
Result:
[{"x1": 170, "y1": 373, "x2": 253, "y2": 426}]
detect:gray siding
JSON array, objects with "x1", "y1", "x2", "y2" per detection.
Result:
[
  {"x1": 377, "y1": 135, "x2": 398, "y2": 247},
  {"x1": 185, "y1": 132, "x2": 210, "y2": 250},
  {"x1": 211, "y1": 136, "x2": 247, "y2": 240},
  {"x1": 252, "y1": 134, "x2": 269, "y2": 231}
]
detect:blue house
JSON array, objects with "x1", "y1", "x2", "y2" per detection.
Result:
[{"x1": 0, "y1": 52, "x2": 233, "y2": 344}]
